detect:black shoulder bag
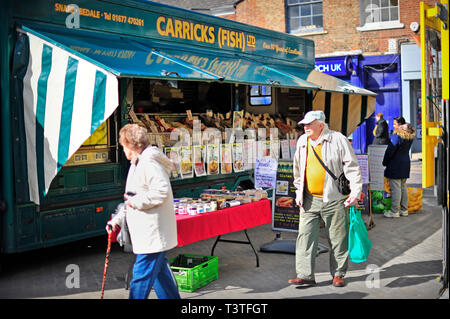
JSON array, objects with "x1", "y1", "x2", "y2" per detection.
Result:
[{"x1": 310, "y1": 145, "x2": 351, "y2": 196}]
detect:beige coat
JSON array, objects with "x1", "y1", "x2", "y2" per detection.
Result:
[
  {"x1": 293, "y1": 126, "x2": 363, "y2": 207},
  {"x1": 112, "y1": 146, "x2": 178, "y2": 254}
]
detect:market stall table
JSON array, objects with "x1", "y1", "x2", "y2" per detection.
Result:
[
  {"x1": 176, "y1": 198, "x2": 272, "y2": 267},
  {"x1": 123, "y1": 199, "x2": 271, "y2": 289}
]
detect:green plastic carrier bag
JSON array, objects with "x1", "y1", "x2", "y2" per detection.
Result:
[{"x1": 348, "y1": 206, "x2": 372, "y2": 263}]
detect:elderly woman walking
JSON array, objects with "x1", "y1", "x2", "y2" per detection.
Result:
[{"x1": 107, "y1": 123, "x2": 180, "y2": 299}]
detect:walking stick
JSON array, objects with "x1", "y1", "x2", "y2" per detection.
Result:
[{"x1": 101, "y1": 225, "x2": 113, "y2": 299}]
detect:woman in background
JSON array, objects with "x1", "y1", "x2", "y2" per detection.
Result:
[
  {"x1": 382, "y1": 116, "x2": 416, "y2": 218},
  {"x1": 372, "y1": 113, "x2": 389, "y2": 145}
]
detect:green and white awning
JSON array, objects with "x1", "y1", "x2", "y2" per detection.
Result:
[
  {"x1": 15, "y1": 29, "x2": 119, "y2": 204},
  {"x1": 13, "y1": 23, "x2": 376, "y2": 204}
]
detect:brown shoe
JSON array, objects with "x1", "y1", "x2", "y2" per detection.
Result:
[
  {"x1": 288, "y1": 278, "x2": 316, "y2": 285},
  {"x1": 332, "y1": 276, "x2": 345, "y2": 287}
]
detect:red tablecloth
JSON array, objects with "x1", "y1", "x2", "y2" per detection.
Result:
[{"x1": 176, "y1": 199, "x2": 272, "y2": 246}]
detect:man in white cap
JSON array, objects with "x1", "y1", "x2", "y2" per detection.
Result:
[{"x1": 289, "y1": 110, "x2": 362, "y2": 287}]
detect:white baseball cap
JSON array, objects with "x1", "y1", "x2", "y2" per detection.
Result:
[{"x1": 298, "y1": 110, "x2": 326, "y2": 125}]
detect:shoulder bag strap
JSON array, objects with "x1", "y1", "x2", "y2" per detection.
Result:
[{"x1": 310, "y1": 143, "x2": 338, "y2": 180}]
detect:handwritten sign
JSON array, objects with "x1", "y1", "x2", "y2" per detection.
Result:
[
  {"x1": 254, "y1": 157, "x2": 278, "y2": 189},
  {"x1": 357, "y1": 154, "x2": 369, "y2": 184}
]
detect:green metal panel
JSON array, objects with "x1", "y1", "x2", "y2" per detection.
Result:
[
  {"x1": 1, "y1": 1, "x2": 17, "y2": 253},
  {"x1": 20, "y1": 22, "x2": 317, "y2": 89},
  {"x1": 16, "y1": 205, "x2": 37, "y2": 250},
  {"x1": 42, "y1": 164, "x2": 124, "y2": 205},
  {"x1": 11, "y1": 198, "x2": 121, "y2": 253}
]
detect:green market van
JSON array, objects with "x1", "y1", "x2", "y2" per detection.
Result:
[{"x1": 0, "y1": 0, "x2": 376, "y2": 253}]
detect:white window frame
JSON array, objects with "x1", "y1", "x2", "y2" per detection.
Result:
[
  {"x1": 357, "y1": 0, "x2": 404, "y2": 32},
  {"x1": 287, "y1": 0, "x2": 324, "y2": 35}
]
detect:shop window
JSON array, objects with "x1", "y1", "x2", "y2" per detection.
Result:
[
  {"x1": 286, "y1": 0, "x2": 323, "y2": 34},
  {"x1": 249, "y1": 85, "x2": 272, "y2": 106},
  {"x1": 358, "y1": 0, "x2": 403, "y2": 31}
]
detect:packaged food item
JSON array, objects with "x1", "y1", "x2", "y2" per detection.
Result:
[
  {"x1": 254, "y1": 189, "x2": 268, "y2": 200},
  {"x1": 215, "y1": 197, "x2": 226, "y2": 209},
  {"x1": 224, "y1": 200, "x2": 241, "y2": 208},
  {"x1": 235, "y1": 195, "x2": 252, "y2": 204},
  {"x1": 220, "y1": 144, "x2": 233, "y2": 174},
  {"x1": 196, "y1": 203, "x2": 205, "y2": 214},
  {"x1": 244, "y1": 189, "x2": 257, "y2": 201},
  {"x1": 232, "y1": 142, "x2": 244, "y2": 172},
  {"x1": 210, "y1": 200, "x2": 217, "y2": 211},
  {"x1": 165, "y1": 147, "x2": 181, "y2": 179},
  {"x1": 206, "y1": 144, "x2": 220, "y2": 175},
  {"x1": 193, "y1": 145, "x2": 206, "y2": 177},
  {"x1": 180, "y1": 146, "x2": 193, "y2": 179},
  {"x1": 178, "y1": 203, "x2": 188, "y2": 215},
  {"x1": 187, "y1": 203, "x2": 197, "y2": 215}
]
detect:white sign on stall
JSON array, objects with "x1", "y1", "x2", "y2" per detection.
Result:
[
  {"x1": 280, "y1": 140, "x2": 290, "y2": 159},
  {"x1": 254, "y1": 157, "x2": 278, "y2": 189},
  {"x1": 368, "y1": 145, "x2": 388, "y2": 191},
  {"x1": 356, "y1": 154, "x2": 369, "y2": 184}
]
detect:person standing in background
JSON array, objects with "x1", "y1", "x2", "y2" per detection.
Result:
[
  {"x1": 382, "y1": 117, "x2": 416, "y2": 218},
  {"x1": 372, "y1": 113, "x2": 389, "y2": 145}
]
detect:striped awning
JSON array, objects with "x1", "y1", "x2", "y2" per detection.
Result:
[
  {"x1": 311, "y1": 90, "x2": 376, "y2": 137},
  {"x1": 15, "y1": 29, "x2": 119, "y2": 205},
  {"x1": 271, "y1": 65, "x2": 377, "y2": 137},
  {"x1": 308, "y1": 70, "x2": 377, "y2": 137}
]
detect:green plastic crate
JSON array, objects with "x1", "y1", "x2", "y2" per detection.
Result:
[{"x1": 169, "y1": 254, "x2": 218, "y2": 292}]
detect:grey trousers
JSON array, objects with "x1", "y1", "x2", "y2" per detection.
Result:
[
  {"x1": 295, "y1": 192, "x2": 349, "y2": 280},
  {"x1": 389, "y1": 178, "x2": 408, "y2": 213}
]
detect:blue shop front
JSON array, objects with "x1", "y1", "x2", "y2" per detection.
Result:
[{"x1": 315, "y1": 54, "x2": 402, "y2": 154}]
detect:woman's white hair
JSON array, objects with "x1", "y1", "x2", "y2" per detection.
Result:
[{"x1": 119, "y1": 123, "x2": 150, "y2": 151}]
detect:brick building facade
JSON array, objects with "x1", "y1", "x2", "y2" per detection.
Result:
[{"x1": 229, "y1": 0, "x2": 434, "y2": 56}]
